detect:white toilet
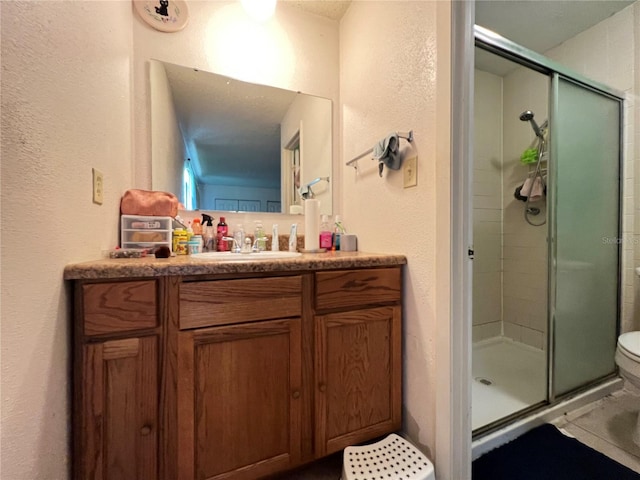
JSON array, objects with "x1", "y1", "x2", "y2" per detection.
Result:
[{"x1": 615, "y1": 331, "x2": 640, "y2": 444}]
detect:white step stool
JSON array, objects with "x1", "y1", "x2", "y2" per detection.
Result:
[{"x1": 342, "y1": 433, "x2": 436, "y2": 480}]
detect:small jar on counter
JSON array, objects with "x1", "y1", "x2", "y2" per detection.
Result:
[
  {"x1": 176, "y1": 240, "x2": 189, "y2": 255},
  {"x1": 187, "y1": 240, "x2": 202, "y2": 255}
]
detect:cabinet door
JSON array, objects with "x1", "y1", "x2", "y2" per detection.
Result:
[
  {"x1": 77, "y1": 336, "x2": 158, "y2": 480},
  {"x1": 315, "y1": 306, "x2": 402, "y2": 456},
  {"x1": 178, "y1": 319, "x2": 302, "y2": 480}
]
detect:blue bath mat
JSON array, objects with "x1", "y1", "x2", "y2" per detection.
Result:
[{"x1": 472, "y1": 423, "x2": 640, "y2": 480}]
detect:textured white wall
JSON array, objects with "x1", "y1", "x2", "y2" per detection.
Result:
[
  {"x1": 1, "y1": 1, "x2": 133, "y2": 478},
  {"x1": 472, "y1": 70, "x2": 504, "y2": 341},
  {"x1": 340, "y1": 0, "x2": 451, "y2": 466}
]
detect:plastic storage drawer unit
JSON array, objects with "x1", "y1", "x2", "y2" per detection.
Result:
[{"x1": 121, "y1": 215, "x2": 172, "y2": 251}]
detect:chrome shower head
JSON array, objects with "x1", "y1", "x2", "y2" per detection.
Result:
[
  {"x1": 519, "y1": 110, "x2": 534, "y2": 121},
  {"x1": 519, "y1": 110, "x2": 544, "y2": 139}
]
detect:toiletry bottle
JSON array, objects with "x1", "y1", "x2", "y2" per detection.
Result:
[
  {"x1": 254, "y1": 221, "x2": 266, "y2": 251},
  {"x1": 216, "y1": 216, "x2": 229, "y2": 251},
  {"x1": 271, "y1": 224, "x2": 279, "y2": 251},
  {"x1": 192, "y1": 218, "x2": 202, "y2": 236},
  {"x1": 202, "y1": 214, "x2": 215, "y2": 252},
  {"x1": 173, "y1": 228, "x2": 186, "y2": 253},
  {"x1": 319, "y1": 214, "x2": 332, "y2": 249},
  {"x1": 233, "y1": 224, "x2": 245, "y2": 252},
  {"x1": 333, "y1": 215, "x2": 346, "y2": 251},
  {"x1": 289, "y1": 223, "x2": 298, "y2": 252}
]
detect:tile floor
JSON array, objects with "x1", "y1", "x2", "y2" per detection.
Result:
[{"x1": 553, "y1": 386, "x2": 640, "y2": 473}]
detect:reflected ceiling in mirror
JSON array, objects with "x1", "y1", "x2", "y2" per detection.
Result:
[{"x1": 150, "y1": 60, "x2": 332, "y2": 215}]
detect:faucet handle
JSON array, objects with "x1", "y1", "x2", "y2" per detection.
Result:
[
  {"x1": 221, "y1": 236, "x2": 241, "y2": 253},
  {"x1": 242, "y1": 237, "x2": 253, "y2": 253}
]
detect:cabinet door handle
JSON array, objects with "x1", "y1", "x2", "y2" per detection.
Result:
[
  {"x1": 140, "y1": 425, "x2": 153, "y2": 436},
  {"x1": 292, "y1": 390, "x2": 300, "y2": 399},
  {"x1": 318, "y1": 383, "x2": 326, "y2": 393}
]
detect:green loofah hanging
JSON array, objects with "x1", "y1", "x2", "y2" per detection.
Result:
[{"x1": 520, "y1": 148, "x2": 538, "y2": 165}]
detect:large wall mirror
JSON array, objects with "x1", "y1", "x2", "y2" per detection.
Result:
[{"x1": 150, "y1": 60, "x2": 333, "y2": 215}]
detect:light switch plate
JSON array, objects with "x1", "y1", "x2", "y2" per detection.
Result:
[
  {"x1": 403, "y1": 156, "x2": 418, "y2": 188},
  {"x1": 92, "y1": 168, "x2": 104, "y2": 205}
]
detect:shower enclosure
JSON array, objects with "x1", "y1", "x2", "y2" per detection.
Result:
[{"x1": 471, "y1": 26, "x2": 623, "y2": 435}]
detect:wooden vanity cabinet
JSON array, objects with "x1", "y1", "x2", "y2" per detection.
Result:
[
  {"x1": 72, "y1": 265, "x2": 403, "y2": 480},
  {"x1": 313, "y1": 268, "x2": 402, "y2": 456},
  {"x1": 176, "y1": 276, "x2": 305, "y2": 480},
  {"x1": 74, "y1": 280, "x2": 160, "y2": 480},
  {"x1": 177, "y1": 320, "x2": 302, "y2": 480}
]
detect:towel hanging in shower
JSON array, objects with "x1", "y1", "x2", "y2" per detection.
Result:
[{"x1": 521, "y1": 177, "x2": 544, "y2": 202}]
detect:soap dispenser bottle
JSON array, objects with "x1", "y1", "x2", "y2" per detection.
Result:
[
  {"x1": 254, "y1": 221, "x2": 266, "y2": 251},
  {"x1": 333, "y1": 215, "x2": 346, "y2": 251},
  {"x1": 319, "y1": 215, "x2": 332, "y2": 249}
]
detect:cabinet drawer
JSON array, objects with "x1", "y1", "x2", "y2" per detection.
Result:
[
  {"x1": 180, "y1": 276, "x2": 302, "y2": 329},
  {"x1": 315, "y1": 268, "x2": 401, "y2": 311},
  {"x1": 82, "y1": 281, "x2": 158, "y2": 336}
]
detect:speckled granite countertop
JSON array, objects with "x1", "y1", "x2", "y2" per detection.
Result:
[{"x1": 64, "y1": 251, "x2": 407, "y2": 280}]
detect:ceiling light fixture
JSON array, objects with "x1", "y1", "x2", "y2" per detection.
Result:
[{"x1": 241, "y1": 0, "x2": 277, "y2": 22}]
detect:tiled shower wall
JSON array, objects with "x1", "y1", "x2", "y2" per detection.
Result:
[
  {"x1": 500, "y1": 68, "x2": 549, "y2": 350},
  {"x1": 472, "y1": 70, "x2": 503, "y2": 342},
  {"x1": 473, "y1": 65, "x2": 549, "y2": 350}
]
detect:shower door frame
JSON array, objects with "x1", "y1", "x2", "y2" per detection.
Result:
[{"x1": 473, "y1": 24, "x2": 624, "y2": 429}]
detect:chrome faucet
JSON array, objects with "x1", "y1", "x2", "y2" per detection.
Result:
[
  {"x1": 252, "y1": 236, "x2": 267, "y2": 252},
  {"x1": 221, "y1": 236, "x2": 241, "y2": 253}
]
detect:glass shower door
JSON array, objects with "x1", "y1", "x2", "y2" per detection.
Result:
[{"x1": 550, "y1": 75, "x2": 621, "y2": 397}]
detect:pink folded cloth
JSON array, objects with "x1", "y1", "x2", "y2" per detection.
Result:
[
  {"x1": 521, "y1": 178, "x2": 533, "y2": 197},
  {"x1": 529, "y1": 177, "x2": 544, "y2": 201},
  {"x1": 520, "y1": 177, "x2": 544, "y2": 202}
]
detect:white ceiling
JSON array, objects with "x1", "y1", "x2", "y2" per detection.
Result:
[{"x1": 280, "y1": 0, "x2": 351, "y2": 19}]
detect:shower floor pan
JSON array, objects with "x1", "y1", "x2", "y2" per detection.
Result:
[{"x1": 472, "y1": 337, "x2": 547, "y2": 431}]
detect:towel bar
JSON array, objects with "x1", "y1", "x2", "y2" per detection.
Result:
[{"x1": 346, "y1": 130, "x2": 414, "y2": 169}]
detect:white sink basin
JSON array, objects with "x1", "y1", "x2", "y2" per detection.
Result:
[{"x1": 190, "y1": 251, "x2": 302, "y2": 261}]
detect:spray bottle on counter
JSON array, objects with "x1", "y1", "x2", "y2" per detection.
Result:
[{"x1": 202, "y1": 214, "x2": 215, "y2": 252}]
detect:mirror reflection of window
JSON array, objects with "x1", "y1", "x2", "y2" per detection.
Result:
[{"x1": 183, "y1": 160, "x2": 196, "y2": 210}]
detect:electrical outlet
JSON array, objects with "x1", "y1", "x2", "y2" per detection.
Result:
[
  {"x1": 403, "y1": 156, "x2": 418, "y2": 188},
  {"x1": 92, "y1": 168, "x2": 104, "y2": 205}
]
